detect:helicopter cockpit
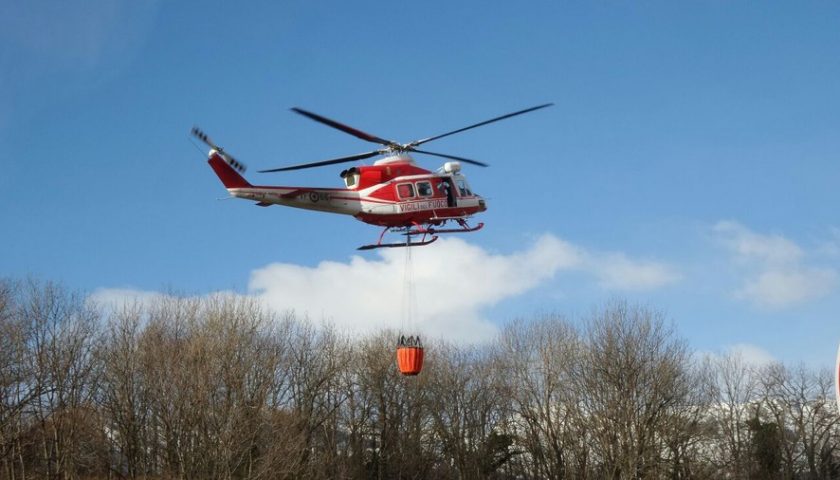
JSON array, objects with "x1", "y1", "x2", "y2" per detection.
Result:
[
  {"x1": 439, "y1": 161, "x2": 474, "y2": 197},
  {"x1": 454, "y1": 175, "x2": 472, "y2": 197}
]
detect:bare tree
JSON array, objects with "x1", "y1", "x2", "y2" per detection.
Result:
[
  {"x1": 279, "y1": 319, "x2": 352, "y2": 479},
  {"x1": 808, "y1": 368, "x2": 840, "y2": 479},
  {"x1": 9, "y1": 278, "x2": 840, "y2": 480},
  {"x1": 656, "y1": 358, "x2": 714, "y2": 480},
  {"x1": 339, "y1": 330, "x2": 434, "y2": 480},
  {"x1": 574, "y1": 302, "x2": 695, "y2": 480},
  {"x1": 0, "y1": 279, "x2": 38, "y2": 480},
  {"x1": 20, "y1": 280, "x2": 105, "y2": 479},
  {"x1": 427, "y1": 341, "x2": 512, "y2": 479},
  {"x1": 97, "y1": 303, "x2": 150, "y2": 478},
  {"x1": 756, "y1": 362, "x2": 840, "y2": 479},
  {"x1": 136, "y1": 294, "x2": 201, "y2": 478},
  {"x1": 705, "y1": 351, "x2": 761, "y2": 479},
  {"x1": 495, "y1": 315, "x2": 585, "y2": 479}
]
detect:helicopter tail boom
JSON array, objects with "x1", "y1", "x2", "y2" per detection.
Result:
[{"x1": 208, "y1": 150, "x2": 251, "y2": 189}]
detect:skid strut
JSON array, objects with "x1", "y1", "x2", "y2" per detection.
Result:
[
  {"x1": 403, "y1": 218, "x2": 484, "y2": 236},
  {"x1": 358, "y1": 219, "x2": 482, "y2": 251},
  {"x1": 358, "y1": 225, "x2": 438, "y2": 251}
]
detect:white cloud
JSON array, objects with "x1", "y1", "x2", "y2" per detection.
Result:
[
  {"x1": 713, "y1": 221, "x2": 838, "y2": 309},
  {"x1": 588, "y1": 253, "x2": 681, "y2": 291},
  {"x1": 249, "y1": 235, "x2": 583, "y2": 342},
  {"x1": 714, "y1": 220, "x2": 802, "y2": 266},
  {"x1": 248, "y1": 235, "x2": 679, "y2": 341},
  {"x1": 88, "y1": 287, "x2": 168, "y2": 312},
  {"x1": 696, "y1": 343, "x2": 776, "y2": 369},
  {"x1": 726, "y1": 343, "x2": 776, "y2": 367},
  {"x1": 90, "y1": 234, "x2": 679, "y2": 342},
  {"x1": 736, "y1": 268, "x2": 837, "y2": 309}
]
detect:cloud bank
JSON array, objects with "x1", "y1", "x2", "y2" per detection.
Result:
[
  {"x1": 725, "y1": 343, "x2": 776, "y2": 367},
  {"x1": 713, "y1": 221, "x2": 838, "y2": 309},
  {"x1": 92, "y1": 234, "x2": 679, "y2": 342}
]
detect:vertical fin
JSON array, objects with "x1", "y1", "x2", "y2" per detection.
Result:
[{"x1": 208, "y1": 151, "x2": 251, "y2": 188}]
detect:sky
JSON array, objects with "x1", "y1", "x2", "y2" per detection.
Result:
[{"x1": 1, "y1": 0, "x2": 838, "y2": 366}]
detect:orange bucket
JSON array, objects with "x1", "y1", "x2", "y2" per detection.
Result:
[{"x1": 396, "y1": 346, "x2": 424, "y2": 376}]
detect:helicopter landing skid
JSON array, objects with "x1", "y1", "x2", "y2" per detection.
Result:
[
  {"x1": 403, "y1": 219, "x2": 484, "y2": 236},
  {"x1": 357, "y1": 236, "x2": 438, "y2": 251},
  {"x1": 358, "y1": 226, "x2": 438, "y2": 251}
]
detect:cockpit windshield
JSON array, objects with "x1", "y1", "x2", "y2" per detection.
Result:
[
  {"x1": 344, "y1": 172, "x2": 360, "y2": 188},
  {"x1": 455, "y1": 176, "x2": 472, "y2": 196}
]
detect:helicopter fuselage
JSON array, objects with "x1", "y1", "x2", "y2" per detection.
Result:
[{"x1": 210, "y1": 151, "x2": 486, "y2": 228}]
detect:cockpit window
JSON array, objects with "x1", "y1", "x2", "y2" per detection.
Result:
[
  {"x1": 397, "y1": 183, "x2": 415, "y2": 199},
  {"x1": 456, "y1": 179, "x2": 471, "y2": 196},
  {"x1": 344, "y1": 173, "x2": 359, "y2": 188},
  {"x1": 416, "y1": 181, "x2": 433, "y2": 197}
]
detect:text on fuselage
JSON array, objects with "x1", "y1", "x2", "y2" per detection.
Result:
[{"x1": 398, "y1": 199, "x2": 447, "y2": 212}]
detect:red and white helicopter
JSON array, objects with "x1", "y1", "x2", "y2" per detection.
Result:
[{"x1": 193, "y1": 104, "x2": 552, "y2": 250}]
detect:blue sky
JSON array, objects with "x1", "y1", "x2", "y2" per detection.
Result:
[{"x1": 1, "y1": 0, "x2": 838, "y2": 364}]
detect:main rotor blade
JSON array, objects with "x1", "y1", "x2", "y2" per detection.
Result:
[
  {"x1": 258, "y1": 150, "x2": 381, "y2": 173},
  {"x1": 291, "y1": 107, "x2": 395, "y2": 146},
  {"x1": 410, "y1": 103, "x2": 554, "y2": 147},
  {"x1": 409, "y1": 149, "x2": 489, "y2": 167}
]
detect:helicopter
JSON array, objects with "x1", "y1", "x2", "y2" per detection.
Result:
[{"x1": 193, "y1": 103, "x2": 552, "y2": 250}]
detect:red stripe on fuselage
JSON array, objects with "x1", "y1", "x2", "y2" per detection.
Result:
[{"x1": 355, "y1": 206, "x2": 482, "y2": 227}]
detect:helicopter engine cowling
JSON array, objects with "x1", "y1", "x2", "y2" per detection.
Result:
[{"x1": 443, "y1": 161, "x2": 461, "y2": 174}]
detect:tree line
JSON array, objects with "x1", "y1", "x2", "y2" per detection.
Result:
[{"x1": 0, "y1": 279, "x2": 838, "y2": 479}]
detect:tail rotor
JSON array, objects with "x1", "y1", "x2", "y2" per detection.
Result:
[{"x1": 191, "y1": 126, "x2": 247, "y2": 174}]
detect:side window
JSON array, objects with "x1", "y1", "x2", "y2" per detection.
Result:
[
  {"x1": 416, "y1": 181, "x2": 433, "y2": 197},
  {"x1": 457, "y1": 179, "x2": 469, "y2": 196},
  {"x1": 344, "y1": 173, "x2": 358, "y2": 188},
  {"x1": 397, "y1": 183, "x2": 415, "y2": 199}
]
